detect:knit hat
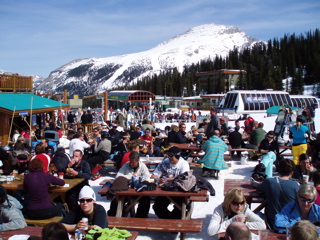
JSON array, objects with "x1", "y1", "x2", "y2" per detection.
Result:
[
  {"x1": 78, "y1": 185, "x2": 96, "y2": 201},
  {"x1": 166, "y1": 146, "x2": 181, "y2": 159},
  {"x1": 167, "y1": 146, "x2": 180, "y2": 154}
]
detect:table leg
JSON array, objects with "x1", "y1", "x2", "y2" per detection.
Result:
[
  {"x1": 124, "y1": 196, "x2": 142, "y2": 217},
  {"x1": 116, "y1": 196, "x2": 125, "y2": 217}
]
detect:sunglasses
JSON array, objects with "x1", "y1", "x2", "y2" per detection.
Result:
[
  {"x1": 267, "y1": 136, "x2": 274, "y2": 139},
  {"x1": 79, "y1": 198, "x2": 94, "y2": 203},
  {"x1": 231, "y1": 201, "x2": 245, "y2": 206},
  {"x1": 299, "y1": 196, "x2": 314, "y2": 203},
  {"x1": 167, "y1": 153, "x2": 175, "y2": 159}
]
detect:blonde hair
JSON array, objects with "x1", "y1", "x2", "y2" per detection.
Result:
[
  {"x1": 296, "y1": 121, "x2": 301, "y2": 130},
  {"x1": 290, "y1": 220, "x2": 318, "y2": 240},
  {"x1": 191, "y1": 125, "x2": 197, "y2": 131},
  {"x1": 223, "y1": 187, "x2": 246, "y2": 215},
  {"x1": 298, "y1": 184, "x2": 317, "y2": 200},
  {"x1": 171, "y1": 125, "x2": 179, "y2": 132}
]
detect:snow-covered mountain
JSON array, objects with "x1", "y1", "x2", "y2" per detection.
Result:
[{"x1": 36, "y1": 23, "x2": 265, "y2": 96}]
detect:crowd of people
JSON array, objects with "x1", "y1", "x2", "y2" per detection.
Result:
[{"x1": 1, "y1": 104, "x2": 320, "y2": 240}]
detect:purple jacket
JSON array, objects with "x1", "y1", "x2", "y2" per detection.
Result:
[{"x1": 24, "y1": 170, "x2": 65, "y2": 210}]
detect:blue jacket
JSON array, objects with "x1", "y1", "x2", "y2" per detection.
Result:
[{"x1": 275, "y1": 201, "x2": 320, "y2": 233}]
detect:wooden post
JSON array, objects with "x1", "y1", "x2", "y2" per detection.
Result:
[
  {"x1": 104, "y1": 91, "x2": 108, "y2": 122},
  {"x1": 64, "y1": 90, "x2": 68, "y2": 104}
]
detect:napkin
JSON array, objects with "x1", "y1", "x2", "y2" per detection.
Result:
[{"x1": 8, "y1": 235, "x2": 30, "y2": 240}]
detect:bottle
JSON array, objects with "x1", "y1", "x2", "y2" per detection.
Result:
[
  {"x1": 146, "y1": 154, "x2": 149, "y2": 161},
  {"x1": 82, "y1": 217, "x2": 88, "y2": 230},
  {"x1": 75, "y1": 229, "x2": 82, "y2": 240}
]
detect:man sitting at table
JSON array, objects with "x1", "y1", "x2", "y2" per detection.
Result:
[
  {"x1": 198, "y1": 130, "x2": 228, "y2": 179},
  {"x1": 65, "y1": 149, "x2": 91, "y2": 210},
  {"x1": 0, "y1": 185, "x2": 27, "y2": 231},
  {"x1": 151, "y1": 146, "x2": 190, "y2": 219},
  {"x1": 224, "y1": 222, "x2": 252, "y2": 240},
  {"x1": 174, "y1": 123, "x2": 193, "y2": 144},
  {"x1": 107, "y1": 151, "x2": 151, "y2": 218},
  {"x1": 292, "y1": 153, "x2": 316, "y2": 184}
]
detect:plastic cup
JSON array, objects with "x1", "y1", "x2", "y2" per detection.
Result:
[
  {"x1": 286, "y1": 223, "x2": 291, "y2": 240},
  {"x1": 259, "y1": 229, "x2": 269, "y2": 240},
  {"x1": 58, "y1": 172, "x2": 64, "y2": 179},
  {"x1": 303, "y1": 175, "x2": 309, "y2": 182}
]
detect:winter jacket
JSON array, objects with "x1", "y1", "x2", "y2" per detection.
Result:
[
  {"x1": 199, "y1": 136, "x2": 228, "y2": 171},
  {"x1": 0, "y1": 195, "x2": 27, "y2": 231},
  {"x1": 275, "y1": 201, "x2": 320, "y2": 233},
  {"x1": 205, "y1": 114, "x2": 220, "y2": 139},
  {"x1": 116, "y1": 161, "x2": 150, "y2": 182},
  {"x1": 208, "y1": 203, "x2": 266, "y2": 238}
]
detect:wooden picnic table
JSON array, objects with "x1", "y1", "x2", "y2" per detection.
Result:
[
  {"x1": 0, "y1": 226, "x2": 139, "y2": 240},
  {"x1": 224, "y1": 179, "x2": 264, "y2": 206},
  {"x1": 169, "y1": 142, "x2": 201, "y2": 151},
  {"x1": 115, "y1": 186, "x2": 208, "y2": 220},
  {"x1": 1, "y1": 174, "x2": 84, "y2": 204}
]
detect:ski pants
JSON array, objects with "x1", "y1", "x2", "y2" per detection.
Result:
[{"x1": 292, "y1": 143, "x2": 307, "y2": 165}]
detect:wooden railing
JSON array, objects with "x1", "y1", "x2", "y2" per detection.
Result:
[
  {"x1": 0, "y1": 74, "x2": 33, "y2": 92},
  {"x1": 61, "y1": 123, "x2": 103, "y2": 134}
]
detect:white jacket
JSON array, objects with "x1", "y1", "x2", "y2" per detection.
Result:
[{"x1": 207, "y1": 203, "x2": 266, "y2": 238}]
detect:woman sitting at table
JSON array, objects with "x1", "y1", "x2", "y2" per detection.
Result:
[
  {"x1": 62, "y1": 185, "x2": 108, "y2": 232},
  {"x1": 24, "y1": 158, "x2": 65, "y2": 220},
  {"x1": 207, "y1": 187, "x2": 266, "y2": 238},
  {"x1": 274, "y1": 184, "x2": 320, "y2": 233}
]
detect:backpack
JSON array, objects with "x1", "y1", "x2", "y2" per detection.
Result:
[
  {"x1": 251, "y1": 162, "x2": 267, "y2": 183},
  {"x1": 53, "y1": 147, "x2": 71, "y2": 172}
]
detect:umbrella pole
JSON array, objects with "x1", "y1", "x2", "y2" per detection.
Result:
[{"x1": 8, "y1": 106, "x2": 16, "y2": 145}]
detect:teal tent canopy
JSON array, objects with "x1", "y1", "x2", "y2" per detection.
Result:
[{"x1": 266, "y1": 105, "x2": 300, "y2": 114}]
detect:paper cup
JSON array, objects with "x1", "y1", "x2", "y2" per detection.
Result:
[{"x1": 303, "y1": 175, "x2": 309, "y2": 182}]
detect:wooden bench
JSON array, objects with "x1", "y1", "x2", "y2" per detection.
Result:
[
  {"x1": 230, "y1": 148, "x2": 257, "y2": 152},
  {"x1": 25, "y1": 216, "x2": 63, "y2": 227},
  {"x1": 107, "y1": 216, "x2": 203, "y2": 240},
  {"x1": 98, "y1": 186, "x2": 110, "y2": 196}
]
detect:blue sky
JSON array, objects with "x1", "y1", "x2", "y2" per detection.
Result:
[{"x1": 1, "y1": 0, "x2": 319, "y2": 77}]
